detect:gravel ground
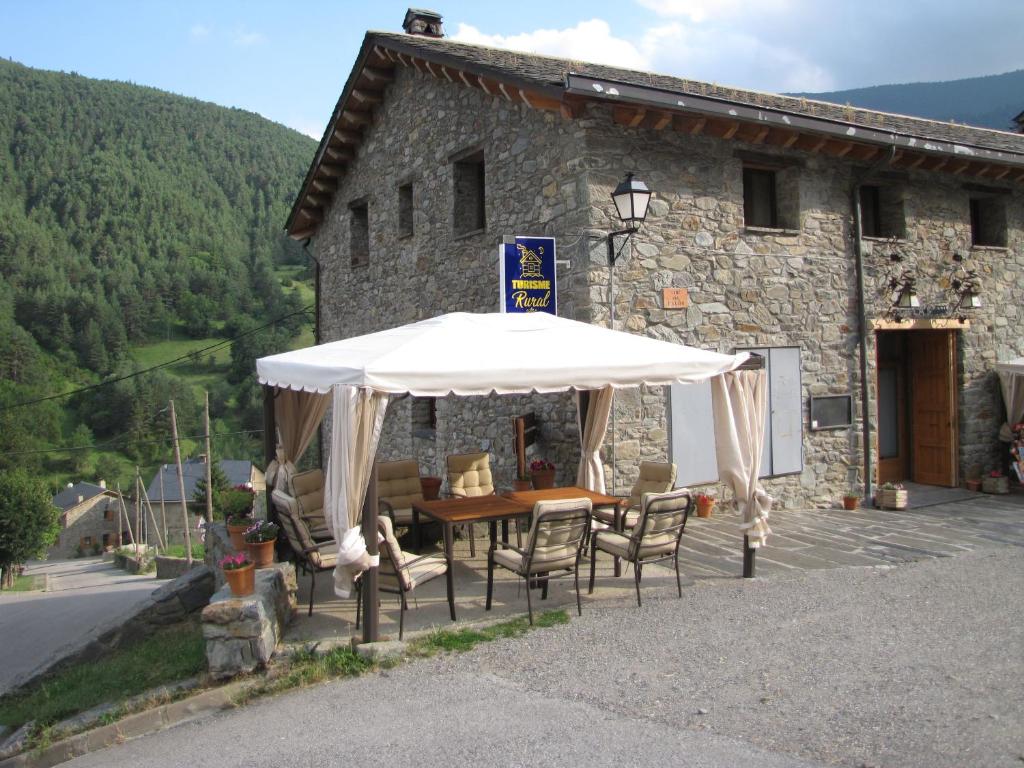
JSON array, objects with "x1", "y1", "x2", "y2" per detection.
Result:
[{"x1": 69, "y1": 546, "x2": 1024, "y2": 768}]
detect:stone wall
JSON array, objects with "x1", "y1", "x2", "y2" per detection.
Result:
[{"x1": 312, "y1": 62, "x2": 1023, "y2": 507}]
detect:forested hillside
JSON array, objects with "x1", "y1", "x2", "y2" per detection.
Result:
[
  {"x1": 0, "y1": 59, "x2": 318, "y2": 487},
  {"x1": 790, "y1": 69, "x2": 1024, "y2": 132}
]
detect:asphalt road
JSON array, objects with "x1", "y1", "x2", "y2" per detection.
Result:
[
  {"x1": 67, "y1": 545, "x2": 1024, "y2": 768},
  {"x1": 0, "y1": 558, "x2": 163, "y2": 694}
]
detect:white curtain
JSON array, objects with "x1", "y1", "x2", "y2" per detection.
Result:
[
  {"x1": 576, "y1": 386, "x2": 614, "y2": 493},
  {"x1": 265, "y1": 389, "x2": 331, "y2": 492},
  {"x1": 324, "y1": 385, "x2": 390, "y2": 597},
  {"x1": 998, "y1": 370, "x2": 1024, "y2": 442},
  {"x1": 711, "y1": 370, "x2": 773, "y2": 549}
]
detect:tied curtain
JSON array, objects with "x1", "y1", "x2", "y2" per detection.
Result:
[
  {"x1": 997, "y1": 369, "x2": 1024, "y2": 442},
  {"x1": 712, "y1": 370, "x2": 773, "y2": 548},
  {"x1": 266, "y1": 389, "x2": 331, "y2": 492},
  {"x1": 324, "y1": 386, "x2": 390, "y2": 598},
  {"x1": 575, "y1": 386, "x2": 614, "y2": 493}
]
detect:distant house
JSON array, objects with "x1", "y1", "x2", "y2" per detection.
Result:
[
  {"x1": 145, "y1": 458, "x2": 265, "y2": 514},
  {"x1": 49, "y1": 481, "x2": 124, "y2": 559}
]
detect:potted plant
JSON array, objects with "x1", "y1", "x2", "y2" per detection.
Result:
[
  {"x1": 842, "y1": 489, "x2": 860, "y2": 510},
  {"x1": 226, "y1": 511, "x2": 254, "y2": 552},
  {"x1": 529, "y1": 459, "x2": 556, "y2": 490},
  {"x1": 420, "y1": 476, "x2": 443, "y2": 500},
  {"x1": 982, "y1": 469, "x2": 1009, "y2": 494},
  {"x1": 875, "y1": 481, "x2": 907, "y2": 510},
  {"x1": 244, "y1": 520, "x2": 279, "y2": 568},
  {"x1": 512, "y1": 474, "x2": 532, "y2": 492},
  {"x1": 695, "y1": 492, "x2": 716, "y2": 518},
  {"x1": 220, "y1": 553, "x2": 255, "y2": 597}
]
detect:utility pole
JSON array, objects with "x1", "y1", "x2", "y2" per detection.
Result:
[
  {"x1": 139, "y1": 473, "x2": 165, "y2": 552},
  {"x1": 116, "y1": 483, "x2": 137, "y2": 556},
  {"x1": 169, "y1": 400, "x2": 193, "y2": 567},
  {"x1": 158, "y1": 467, "x2": 168, "y2": 547},
  {"x1": 203, "y1": 390, "x2": 213, "y2": 524}
]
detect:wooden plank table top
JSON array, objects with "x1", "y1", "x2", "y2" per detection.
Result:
[
  {"x1": 411, "y1": 495, "x2": 533, "y2": 525},
  {"x1": 502, "y1": 485, "x2": 623, "y2": 508}
]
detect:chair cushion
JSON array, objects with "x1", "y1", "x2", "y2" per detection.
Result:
[
  {"x1": 593, "y1": 530, "x2": 677, "y2": 560},
  {"x1": 626, "y1": 461, "x2": 677, "y2": 509},
  {"x1": 493, "y1": 547, "x2": 578, "y2": 575},
  {"x1": 291, "y1": 468, "x2": 324, "y2": 497},
  {"x1": 592, "y1": 505, "x2": 639, "y2": 528},
  {"x1": 378, "y1": 460, "x2": 424, "y2": 512},
  {"x1": 380, "y1": 553, "x2": 448, "y2": 591},
  {"x1": 447, "y1": 452, "x2": 494, "y2": 497},
  {"x1": 272, "y1": 489, "x2": 332, "y2": 562},
  {"x1": 308, "y1": 542, "x2": 338, "y2": 570}
]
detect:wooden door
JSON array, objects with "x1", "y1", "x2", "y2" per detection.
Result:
[{"x1": 909, "y1": 331, "x2": 958, "y2": 486}]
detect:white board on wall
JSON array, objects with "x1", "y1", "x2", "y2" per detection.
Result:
[{"x1": 669, "y1": 379, "x2": 719, "y2": 487}]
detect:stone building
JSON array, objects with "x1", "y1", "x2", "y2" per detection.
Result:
[
  {"x1": 49, "y1": 481, "x2": 124, "y2": 558},
  {"x1": 285, "y1": 11, "x2": 1024, "y2": 507}
]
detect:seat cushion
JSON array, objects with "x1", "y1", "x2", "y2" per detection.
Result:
[
  {"x1": 626, "y1": 462, "x2": 677, "y2": 509},
  {"x1": 379, "y1": 552, "x2": 447, "y2": 591},
  {"x1": 493, "y1": 547, "x2": 578, "y2": 575},
  {"x1": 594, "y1": 530, "x2": 677, "y2": 560},
  {"x1": 592, "y1": 504, "x2": 639, "y2": 528},
  {"x1": 308, "y1": 542, "x2": 338, "y2": 570}
]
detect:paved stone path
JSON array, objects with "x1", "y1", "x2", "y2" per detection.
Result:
[{"x1": 0, "y1": 558, "x2": 164, "y2": 694}]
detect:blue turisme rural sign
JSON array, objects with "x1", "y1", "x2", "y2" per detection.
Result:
[{"x1": 499, "y1": 236, "x2": 557, "y2": 315}]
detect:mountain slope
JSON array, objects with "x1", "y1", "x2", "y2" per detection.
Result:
[{"x1": 789, "y1": 69, "x2": 1024, "y2": 132}]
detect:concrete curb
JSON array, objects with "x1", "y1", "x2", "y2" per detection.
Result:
[{"x1": 0, "y1": 680, "x2": 251, "y2": 768}]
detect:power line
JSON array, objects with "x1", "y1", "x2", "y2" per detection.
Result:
[
  {"x1": 4, "y1": 428, "x2": 265, "y2": 457},
  {"x1": 0, "y1": 305, "x2": 313, "y2": 413}
]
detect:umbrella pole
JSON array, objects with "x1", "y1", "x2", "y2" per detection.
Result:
[
  {"x1": 361, "y1": 463, "x2": 379, "y2": 643},
  {"x1": 743, "y1": 536, "x2": 755, "y2": 578}
]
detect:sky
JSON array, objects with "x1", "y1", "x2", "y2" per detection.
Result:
[{"x1": 1, "y1": 1, "x2": 1022, "y2": 139}]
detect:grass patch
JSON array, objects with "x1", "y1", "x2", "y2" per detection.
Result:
[
  {"x1": 237, "y1": 646, "x2": 371, "y2": 705},
  {"x1": 162, "y1": 542, "x2": 205, "y2": 560},
  {"x1": 410, "y1": 610, "x2": 569, "y2": 656},
  {"x1": 0, "y1": 622, "x2": 205, "y2": 731},
  {"x1": 4, "y1": 574, "x2": 43, "y2": 592}
]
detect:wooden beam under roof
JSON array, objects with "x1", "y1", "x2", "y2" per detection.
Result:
[
  {"x1": 341, "y1": 110, "x2": 371, "y2": 127},
  {"x1": 704, "y1": 117, "x2": 739, "y2": 139},
  {"x1": 325, "y1": 146, "x2": 353, "y2": 163},
  {"x1": 613, "y1": 106, "x2": 647, "y2": 127},
  {"x1": 990, "y1": 166, "x2": 1012, "y2": 181},
  {"x1": 560, "y1": 96, "x2": 585, "y2": 119},
  {"x1": 822, "y1": 139, "x2": 854, "y2": 158},
  {"x1": 300, "y1": 206, "x2": 323, "y2": 222},
  {"x1": 673, "y1": 115, "x2": 706, "y2": 135},
  {"x1": 850, "y1": 144, "x2": 879, "y2": 161},
  {"x1": 305, "y1": 193, "x2": 328, "y2": 209},
  {"x1": 361, "y1": 66, "x2": 394, "y2": 85},
  {"x1": 793, "y1": 133, "x2": 827, "y2": 153},
  {"x1": 763, "y1": 127, "x2": 799, "y2": 147},
  {"x1": 949, "y1": 159, "x2": 972, "y2": 175},
  {"x1": 651, "y1": 111, "x2": 673, "y2": 131},
  {"x1": 333, "y1": 127, "x2": 361, "y2": 144},
  {"x1": 311, "y1": 177, "x2": 337, "y2": 193},
  {"x1": 919, "y1": 155, "x2": 948, "y2": 172},
  {"x1": 350, "y1": 89, "x2": 382, "y2": 106},
  {"x1": 290, "y1": 226, "x2": 317, "y2": 241},
  {"x1": 319, "y1": 164, "x2": 344, "y2": 178}
]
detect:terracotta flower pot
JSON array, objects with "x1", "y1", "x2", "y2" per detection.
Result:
[
  {"x1": 842, "y1": 496, "x2": 859, "y2": 510},
  {"x1": 420, "y1": 476, "x2": 442, "y2": 501},
  {"x1": 512, "y1": 479, "x2": 532, "y2": 492},
  {"x1": 531, "y1": 469, "x2": 556, "y2": 490},
  {"x1": 224, "y1": 563, "x2": 255, "y2": 597},
  {"x1": 247, "y1": 539, "x2": 276, "y2": 568},
  {"x1": 696, "y1": 498, "x2": 715, "y2": 518},
  {"x1": 227, "y1": 522, "x2": 250, "y2": 552},
  {"x1": 965, "y1": 479, "x2": 981, "y2": 492}
]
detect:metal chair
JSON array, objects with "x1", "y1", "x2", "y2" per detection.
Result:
[
  {"x1": 377, "y1": 459, "x2": 426, "y2": 550},
  {"x1": 446, "y1": 452, "x2": 495, "y2": 557},
  {"x1": 486, "y1": 497, "x2": 592, "y2": 624},
  {"x1": 271, "y1": 489, "x2": 338, "y2": 617},
  {"x1": 593, "y1": 461, "x2": 677, "y2": 531},
  {"x1": 589, "y1": 488, "x2": 691, "y2": 607}
]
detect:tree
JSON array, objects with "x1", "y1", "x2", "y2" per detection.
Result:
[
  {"x1": 0, "y1": 470, "x2": 60, "y2": 588},
  {"x1": 192, "y1": 459, "x2": 229, "y2": 506}
]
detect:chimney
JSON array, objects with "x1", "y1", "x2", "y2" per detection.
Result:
[
  {"x1": 77, "y1": 495, "x2": 84, "y2": 504},
  {"x1": 98, "y1": 479, "x2": 106, "y2": 489},
  {"x1": 403, "y1": 8, "x2": 443, "y2": 38}
]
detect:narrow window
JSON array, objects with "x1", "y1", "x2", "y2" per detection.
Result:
[
  {"x1": 860, "y1": 185, "x2": 905, "y2": 239},
  {"x1": 743, "y1": 167, "x2": 778, "y2": 228},
  {"x1": 398, "y1": 182, "x2": 414, "y2": 238},
  {"x1": 411, "y1": 396, "x2": 437, "y2": 438},
  {"x1": 350, "y1": 201, "x2": 369, "y2": 266},
  {"x1": 453, "y1": 151, "x2": 485, "y2": 235},
  {"x1": 970, "y1": 196, "x2": 1006, "y2": 247}
]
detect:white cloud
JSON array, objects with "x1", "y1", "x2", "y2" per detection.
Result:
[
  {"x1": 232, "y1": 27, "x2": 266, "y2": 47},
  {"x1": 452, "y1": 19, "x2": 648, "y2": 71},
  {"x1": 636, "y1": 0, "x2": 794, "y2": 22},
  {"x1": 189, "y1": 23, "x2": 211, "y2": 40},
  {"x1": 286, "y1": 117, "x2": 325, "y2": 141},
  {"x1": 640, "y1": 21, "x2": 834, "y2": 92}
]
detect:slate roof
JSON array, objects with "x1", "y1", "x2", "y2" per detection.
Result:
[
  {"x1": 52, "y1": 482, "x2": 115, "y2": 512},
  {"x1": 369, "y1": 31, "x2": 1024, "y2": 156},
  {"x1": 146, "y1": 459, "x2": 254, "y2": 504}
]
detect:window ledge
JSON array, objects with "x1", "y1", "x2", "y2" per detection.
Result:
[
  {"x1": 413, "y1": 428, "x2": 437, "y2": 441},
  {"x1": 397, "y1": 232, "x2": 413, "y2": 241},
  {"x1": 970, "y1": 244, "x2": 1008, "y2": 252},
  {"x1": 452, "y1": 227, "x2": 486, "y2": 242},
  {"x1": 862, "y1": 236, "x2": 908, "y2": 244},
  {"x1": 350, "y1": 260, "x2": 370, "y2": 269},
  {"x1": 744, "y1": 226, "x2": 801, "y2": 236}
]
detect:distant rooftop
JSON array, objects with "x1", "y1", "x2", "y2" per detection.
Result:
[
  {"x1": 146, "y1": 458, "x2": 255, "y2": 505},
  {"x1": 52, "y1": 481, "x2": 116, "y2": 512}
]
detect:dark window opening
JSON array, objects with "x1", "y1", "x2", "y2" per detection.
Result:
[
  {"x1": 743, "y1": 167, "x2": 778, "y2": 228},
  {"x1": 350, "y1": 201, "x2": 369, "y2": 266},
  {"x1": 453, "y1": 151, "x2": 485, "y2": 235},
  {"x1": 970, "y1": 196, "x2": 1006, "y2": 247},
  {"x1": 398, "y1": 183, "x2": 414, "y2": 238},
  {"x1": 411, "y1": 397, "x2": 437, "y2": 438},
  {"x1": 860, "y1": 185, "x2": 905, "y2": 239}
]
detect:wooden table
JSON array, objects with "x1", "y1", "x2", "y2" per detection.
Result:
[{"x1": 411, "y1": 495, "x2": 534, "y2": 602}]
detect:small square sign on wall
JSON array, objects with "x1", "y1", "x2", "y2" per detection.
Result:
[{"x1": 662, "y1": 288, "x2": 690, "y2": 309}]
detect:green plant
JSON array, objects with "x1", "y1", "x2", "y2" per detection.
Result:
[
  {"x1": 243, "y1": 520, "x2": 278, "y2": 544},
  {"x1": 879, "y1": 482, "x2": 904, "y2": 490},
  {"x1": 0, "y1": 470, "x2": 60, "y2": 589}
]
